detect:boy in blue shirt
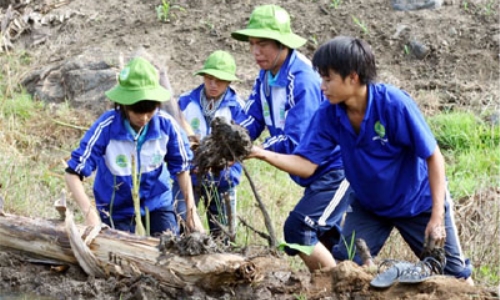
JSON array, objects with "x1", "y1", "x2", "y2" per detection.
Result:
[
  {"x1": 248, "y1": 36, "x2": 473, "y2": 284},
  {"x1": 173, "y1": 50, "x2": 246, "y2": 239},
  {"x1": 232, "y1": 5, "x2": 351, "y2": 272}
]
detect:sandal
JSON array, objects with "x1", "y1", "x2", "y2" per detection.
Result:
[
  {"x1": 370, "y1": 259, "x2": 414, "y2": 288},
  {"x1": 398, "y1": 256, "x2": 445, "y2": 284}
]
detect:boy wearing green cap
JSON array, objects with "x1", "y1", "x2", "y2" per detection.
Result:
[
  {"x1": 65, "y1": 57, "x2": 204, "y2": 236},
  {"x1": 233, "y1": 5, "x2": 351, "y2": 272},
  {"x1": 172, "y1": 50, "x2": 246, "y2": 239}
]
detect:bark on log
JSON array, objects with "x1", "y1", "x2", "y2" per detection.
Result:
[{"x1": 0, "y1": 212, "x2": 257, "y2": 290}]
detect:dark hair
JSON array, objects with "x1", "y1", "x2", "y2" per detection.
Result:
[
  {"x1": 312, "y1": 36, "x2": 376, "y2": 85},
  {"x1": 114, "y1": 100, "x2": 161, "y2": 113}
]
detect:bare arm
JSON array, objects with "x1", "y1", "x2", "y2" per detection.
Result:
[
  {"x1": 64, "y1": 172, "x2": 100, "y2": 227},
  {"x1": 426, "y1": 145, "x2": 446, "y2": 246},
  {"x1": 176, "y1": 170, "x2": 205, "y2": 233},
  {"x1": 248, "y1": 145, "x2": 318, "y2": 178}
]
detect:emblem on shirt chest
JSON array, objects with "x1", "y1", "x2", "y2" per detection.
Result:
[
  {"x1": 115, "y1": 154, "x2": 129, "y2": 168},
  {"x1": 263, "y1": 102, "x2": 270, "y2": 117},
  {"x1": 372, "y1": 121, "x2": 388, "y2": 145},
  {"x1": 190, "y1": 117, "x2": 201, "y2": 133}
]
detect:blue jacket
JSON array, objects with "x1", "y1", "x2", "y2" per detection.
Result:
[
  {"x1": 67, "y1": 109, "x2": 192, "y2": 222},
  {"x1": 177, "y1": 84, "x2": 246, "y2": 190},
  {"x1": 238, "y1": 50, "x2": 343, "y2": 187}
]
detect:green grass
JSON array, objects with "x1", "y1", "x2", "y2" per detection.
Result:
[{"x1": 427, "y1": 111, "x2": 500, "y2": 199}]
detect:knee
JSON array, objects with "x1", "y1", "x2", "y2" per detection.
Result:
[{"x1": 446, "y1": 258, "x2": 473, "y2": 279}]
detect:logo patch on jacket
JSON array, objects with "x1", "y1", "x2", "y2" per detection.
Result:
[
  {"x1": 190, "y1": 118, "x2": 200, "y2": 131},
  {"x1": 115, "y1": 154, "x2": 128, "y2": 168},
  {"x1": 372, "y1": 121, "x2": 388, "y2": 145}
]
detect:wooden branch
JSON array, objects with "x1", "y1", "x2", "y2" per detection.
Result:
[
  {"x1": 51, "y1": 119, "x2": 87, "y2": 131},
  {"x1": 241, "y1": 163, "x2": 277, "y2": 248},
  {"x1": 238, "y1": 216, "x2": 271, "y2": 245}
]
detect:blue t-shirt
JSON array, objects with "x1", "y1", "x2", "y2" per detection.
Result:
[{"x1": 294, "y1": 83, "x2": 437, "y2": 217}]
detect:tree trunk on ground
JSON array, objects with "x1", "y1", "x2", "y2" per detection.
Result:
[{"x1": 0, "y1": 212, "x2": 259, "y2": 290}]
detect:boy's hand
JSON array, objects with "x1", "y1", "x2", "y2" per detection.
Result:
[
  {"x1": 188, "y1": 135, "x2": 201, "y2": 151},
  {"x1": 424, "y1": 218, "x2": 446, "y2": 249},
  {"x1": 246, "y1": 145, "x2": 264, "y2": 159},
  {"x1": 186, "y1": 207, "x2": 206, "y2": 234}
]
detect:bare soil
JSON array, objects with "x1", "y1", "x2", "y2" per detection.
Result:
[{"x1": 0, "y1": 0, "x2": 499, "y2": 299}]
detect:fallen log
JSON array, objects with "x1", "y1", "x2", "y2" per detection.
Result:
[{"x1": 0, "y1": 211, "x2": 260, "y2": 291}]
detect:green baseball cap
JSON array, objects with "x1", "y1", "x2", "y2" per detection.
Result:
[
  {"x1": 105, "y1": 57, "x2": 171, "y2": 105},
  {"x1": 231, "y1": 5, "x2": 306, "y2": 49},
  {"x1": 194, "y1": 50, "x2": 239, "y2": 82}
]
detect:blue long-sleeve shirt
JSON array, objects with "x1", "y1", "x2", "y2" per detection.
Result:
[
  {"x1": 67, "y1": 109, "x2": 192, "y2": 221},
  {"x1": 238, "y1": 50, "x2": 343, "y2": 187}
]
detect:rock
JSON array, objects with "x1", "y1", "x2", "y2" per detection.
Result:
[
  {"x1": 410, "y1": 40, "x2": 430, "y2": 59},
  {"x1": 21, "y1": 49, "x2": 121, "y2": 114},
  {"x1": 392, "y1": 0, "x2": 443, "y2": 11},
  {"x1": 392, "y1": 24, "x2": 410, "y2": 39},
  {"x1": 491, "y1": 33, "x2": 500, "y2": 47}
]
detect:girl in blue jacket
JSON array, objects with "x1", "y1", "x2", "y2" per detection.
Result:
[{"x1": 65, "y1": 57, "x2": 204, "y2": 236}]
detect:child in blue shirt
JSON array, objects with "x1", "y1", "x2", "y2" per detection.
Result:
[
  {"x1": 65, "y1": 57, "x2": 204, "y2": 236},
  {"x1": 172, "y1": 50, "x2": 246, "y2": 239},
  {"x1": 249, "y1": 36, "x2": 473, "y2": 284}
]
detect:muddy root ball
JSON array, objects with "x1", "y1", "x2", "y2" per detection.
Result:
[{"x1": 193, "y1": 116, "x2": 252, "y2": 177}]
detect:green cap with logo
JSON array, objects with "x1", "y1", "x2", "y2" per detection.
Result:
[
  {"x1": 231, "y1": 4, "x2": 306, "y2": 49},
  {"x1": 105, "y1": 57, "x2": 171, "y2": 105},
  {"x1": 194, "y1": 50, "x2": 239, "y2": 82}
]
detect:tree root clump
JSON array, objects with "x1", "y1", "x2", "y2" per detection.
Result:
[{"x1": 193, "y1": 116, "x2": 252, "y2": 178}]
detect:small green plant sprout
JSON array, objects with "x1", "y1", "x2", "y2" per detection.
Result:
[
  {"x1": 156, "y1": 0, "x2": 186, "y2": 23},
  {"x1": 341, "y1": 232, "x2": 356, "y2": 261},
  {"x1": 202, "y1": 19, "x2": 215, "y2": 31},
  {"x1": 309, "y1": 34, "x2": 318, "y2": 46},
  {"x1": 351, "y1": 15, "x2": 369, "y2": 35},
  {"x1": 462, "y1": 0, "x2": 469, "y2": 11},
  {"x1": 404, "y1": 44, "x2": 411, "y2": 55},
  {"x1": 482, "y1": 0, "x2": 495, "y2": 15},
  {"x1": 294, "y1": 293, "x2": 308, "y2": 300},
  {"x1": 330, "y1": 0, "x2": 342, "y2": 9}
]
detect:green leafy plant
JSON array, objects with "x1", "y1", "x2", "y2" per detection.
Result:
[
  {"x1": 462, "y1": 0, "x2": 469, "y2": 11},
  {"x1": 351, "y1": 15, "x2": 369, "y2": 35},
  {"x1": 330, "y1": 0, "x2": 341, "y2": 9},
  {"x1": 482, "y1": 0, "x2": 496, "y2": 15},
  {"x1": 309, "y1": 34, "x2": 318, "y2": 47},
  {"x1": 341, "y1": 232, "x2": 356, "y2": 261},
  {"x1": 404, "y1": 44, "x2": 411, "y2": 55},
  {"x1": 294, "y1": 293, "x2": 308, "y2": 300},
  {"x1": 156, "y1": 0, "x2": 186, "y2": 23},
  {"x1": 202, "y1": 20, "x2": 215, "y2": 31}
]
